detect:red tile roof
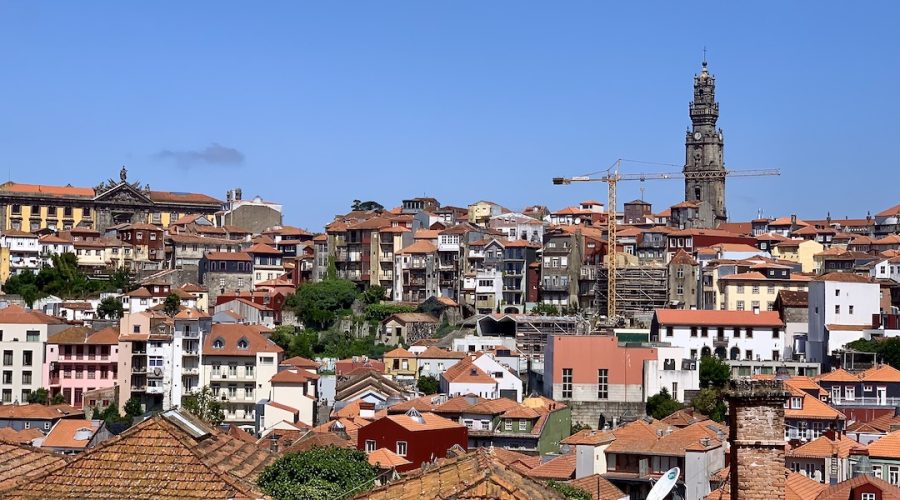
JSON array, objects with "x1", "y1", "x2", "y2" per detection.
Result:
[
  {"x1": 204, "y1": 323, "x2": 283, "y2": 356},
  {"x1": 654, "y1": 309, "x2": 784, "y2": 327},
  {"x1": 367, "y1": 447, "x2": 412, "y2": 469},
  {"x1": 0, "y1": 304, "x2": 64, "y2": 325}
]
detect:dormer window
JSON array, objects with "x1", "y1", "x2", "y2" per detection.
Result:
[
  {"x1": 213, "y1": 337, "x2": 225, "y2": 349},
  {"x1": 790, "y1": 397, "x2": 802, "y2": 409},
  {"x1": 237, "y1": 337, "x2": 249, "y2": 350}
]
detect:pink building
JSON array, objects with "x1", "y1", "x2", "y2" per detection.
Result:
[
  {"x1": 543, "y1": 334, "x2": 656, "y2": 404},
  {"x1": 45, "y1": 326, "x2": 119, "y2": 408}
]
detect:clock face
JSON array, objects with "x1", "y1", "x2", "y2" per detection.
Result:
[{"x1": 694, "y1": 132, "x2": 702, "y2": 140}]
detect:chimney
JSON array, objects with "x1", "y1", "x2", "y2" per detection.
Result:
[
  {"x1": 235, "y1": 188, "x2": 242, "y2": 201},
  {"x1": 726, "y1": 379, "x2": 789, "y2": 500},
  {"x1": 790, "y1": 214, "x2": 797, "y2": 226}
]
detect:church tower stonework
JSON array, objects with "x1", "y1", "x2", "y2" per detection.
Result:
[{"x1": 683, "y1": 60, "x2": 727, "y2": 228}]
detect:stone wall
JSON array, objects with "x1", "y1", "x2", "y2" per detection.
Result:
[
  {"x1": 567, "y1": 400, "x2": 646, "y2": 428},
  {"x1": 727, "y1": 379, "x2": 789, "y2": 500}
]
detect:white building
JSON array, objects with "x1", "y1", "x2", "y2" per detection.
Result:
[
  {"x1": 488, "y1": 213, "x2": 545, "y2": 244},
  {"x1": 452, "y1": 335, "x2": 517, "y2": 354},
  {"x1": 807, "y1": 273, "x2": 881, "y2": 364},
  {"x1": 471, "y1": 352, "x2": 523, "y2": 402},
  {"x1": 0, "y1": 305, "x2": 69, "y2": 404},
  {"x1": 261, "y1": 367, "x2": 318, "y2": 432},
  {"x1": 2, "y1": 231, "x2": 41, "y2": 275},
  {"x1": 440, "y1": 358, "x2": 497, "y2": 399},
  {"x1": 650, "y1": 309, "x2": 786, "y2": 362},
  {"x1": 415, "y1": 346, "x2": 466, "y2": 379},
  {"x1": 202, "y1": 323, "x2": 283, "y2": 431},
  {"x1": 642, "y1": 346, "x2": 700, "y2": 403},
  {"x1": 871, "y1": 257, "x2": 900, "y2": 282},
  {"x1": 38, "y1": 235, "x2": 75, "y2": 266}
]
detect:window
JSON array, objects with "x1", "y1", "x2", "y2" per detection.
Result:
[
  {"x1": 736, "y1": 301, "x2": 745, "y2": 311},
  {"x1": 666, "y1": 326, "x2": 673, "y2": 337},
  {"x1": 835, "y1": 305, "x2": 840, "y2": 314},
  {"x1": 733, "y1": 327, "x2": 741, "y2": 338},
  {"x1": 519, "y1": 419, "x2": 527, "y2": 431},
  {"x1": 598, "y1": 369, "x2": 608, "y2": 400},
  {"x1": 701, "y1": 327, "x2": 708, "y2": 337},
  {"x1": 690, "y1": 327, "x2": 698, "y2": 337},
  {"x1": 790, "y1": 397, "x2": 802, "y2": 409},
  {"x1": 745, "y1": 328, "x2": 753, "y2": 338},
  {"x1": 149, "y1": 357, "x2": 163, "y2": 367},
  {"x1": 396, "y1": 441, "x2": 408, "y2": 456},
  {"x1": 26, "y1": 331, "x2": 39, "y2": 342},
  {"x1": 2, "y1": 351, "x2": 11, "y2": 366},
  {"x1": 772, "y1": 328, "x2": 780, "y2": 338},
  {"x1": 752, "y1": 285, "x2": 759, "y2": 294},
  {"x1": 737, "y1": 284, "x2": 745, "y2": 293},
  {"x1": 22, "y1": 351, "x2": 32, "y2": 366},
  {"x1": 862, "y1": 493, "x2": 876, "y2": 500},
  {"x1": 237, "y1": 338, "x2": 249, "y2": 350},
  {"x1": 365, "y1": 440, "x2": 376, "y2": 452},
  {"x1": 873, "y1": 465, "x2": 884, "y2": 479},
  {"x1": 835, "y1": 289, "x2": 840, "y2": 297},
  {"x1": 505, "y1": 420, "x2": 513, "y2": 431},
  {"x1": 890, "y1": 466, "x2": 900, "y2": 485},
  {"x1": 213, "y1": 338, "x2": 224, "y2": 349},
  {"x1": 562, "y1": 368, "x2": 573, "y2": 399},
  {"x1": 2, "y1": 371, "x2": 11, "y2": 384},
  {"x1": 804, "y1": 463, "x2": 815, "y2": 477},
  {"x1": 676, "y1": 268, "x2": 684, "y2": 279},
  {"x1": 845, "y1": 386, "x2": 855, "y2": 400},
  {"x1": 767, "y1": 285, "x2": 775, "y2": 294},
  {"x1": 849, "y1": 305, "x2": 854, "y2": 315},
  {"x1": 790, "y1": 462, "x2": 801, "y2": 473},
  {"x1": 767, "y1": 301, "x2": 775, "y2": 311},
  {"x1": 22, "y1": 371, "x2": 32, "y2": 385},
  {"x1": 745, "y1": 350, "x2": 753, "y2": 360},
  {"x1": 676, "y1": 285, "x2": 684, "y2": 295}
]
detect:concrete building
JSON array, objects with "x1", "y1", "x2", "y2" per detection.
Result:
[
  {"x1": 488, "y1": 212, "x2": 545, "y2": 244},
  {"x1": 1, "y1": 230, "x2": 41, "y2": 276},
  {"x1": 643, "y1": 346, "x2": 700, "y2": 403},
  {"x1": 217, "y1": 189, "x2": 283, "y2": 235},
  {"x1": 807, "y1": 273, "x2": 880, "y2": 365},
  {"x1": 44, "y1": 326, "x2": 119, "y2": 408},
  {"x1": 392, "y1": 241, "x2": 439, "y2": 302},
  {"x1": 651, "y1": 309, "x2": 786, "y2": 362},
  {"x1": 543, "y1": 335, "x2": 656, "y2": 425},
  {"x1": 668, "y1": 249, "x2": 699, "y2": 310},
  {"x1": 771, "y1": 239, "x2": 825, "y2": 273},
  {"x1": 0, "y1": 305, "x2": 69, "y2": 404},
  {"x1": 203, "y1": 323, "x2": 283, "y2": 431},
  {"x1": 199, "y1": 251, "x2": 254, "y2": 304}
]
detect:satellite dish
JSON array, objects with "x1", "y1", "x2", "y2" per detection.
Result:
[{"x1": 647, "y1": 467, "x2": 680, "y2": 500}]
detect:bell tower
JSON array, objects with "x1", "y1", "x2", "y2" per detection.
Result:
[{"x1": 684, "y1": 59, "x2": 727, "y2": 227}]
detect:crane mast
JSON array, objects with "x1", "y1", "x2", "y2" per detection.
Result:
[{"x1": 553, "y1": 161, "x2": 779, "y2": 323}]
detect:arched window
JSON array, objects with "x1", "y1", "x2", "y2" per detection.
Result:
[
  {"x1": 212, "y1": 337, "x2": 225, "y2": 349},
  {"x1": 237, "y1": 337, "x2": 249, "y2": 350}
]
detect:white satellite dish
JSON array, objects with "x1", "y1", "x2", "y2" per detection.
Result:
[{"x1": 646, "y1": 467, "x2": 680, "y2": 500}]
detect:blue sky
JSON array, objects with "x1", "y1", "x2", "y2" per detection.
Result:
[{"x1": 1, "y1": 2, "x2": 898, "y2": 229}]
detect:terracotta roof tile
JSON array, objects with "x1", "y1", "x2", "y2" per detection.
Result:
[
  {"x1": 654, "y1": 309, "x2": 784, "y2": 327},
  {"x1": 41, "y1": 419, "x2": 101, "y2": 450},
  {"x1": 816, "y1": 474, "x2": 900, "y2": 500},
  {"x1": 867, "y1": 430, "x2": 900, "y2": 459},
  {"x1": 384, "y1": 412, "x2": 464, "y2": 432},
  {"x1": 398, "y1": 240, "x2": 437, "y2": 254},
  {"x1": 367, "y1": 447, "x2": 412, "y2": 468},
  {"x1": 787, "y1": 433, "x2": 866, "y2": 459},
  {"x1": 0, "y1": 441, "x2": 70, "y2": 492},
  {"x1": 561, "y1": 429, "x2": 615, "y2": 446},
  {"x1": 0, "y1": 304, "x2": 64, "y2": 325},
  {"x1": 282, "y1": 356, "x2": 320, "y2": 369},
  {"x1": 416, "y1": 346, "x2": 467, "y2": 359},
  {"x1": 526, "y1": 452, "x2": 577, "y2": 480},
  {"x1": 204, "y1": 323, "x2": 283, "y2": 357},
  {"x1": 360, "y1": 448, "x2": 565, "y2": 499},
  {"x1": 566, "y1": 474, "x2": 627, "y2": 500},
  {"x1": 3, "y1": 413, "x2": 266, "y2": 498}
]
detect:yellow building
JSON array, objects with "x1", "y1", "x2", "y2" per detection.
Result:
[
  {"x1": 0, "y1": 247, "x2": 9, "y2": 284},
  {"x1": 0, "y1": 167, "x2": 221, "y2": 233},
  {"x1": 383, "y1": 347, "x2": 418, "y2": 381},
  {"x1": 718, "y1": 269, "x2": 811, "y2": 312},
  {"x1": 771, "y1": 239, "x2": 824, "y2": 273},
  {"x1": 467, "y1": 200, "x2": 503, "y2": 226}
]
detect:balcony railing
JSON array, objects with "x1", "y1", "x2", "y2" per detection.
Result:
[
  {"x1": 830, "y1": 396, "x2": 900, "y2": 407},
  {"x1": 210, "y1": 372, "x2": 254, "y2": 381},
  {"x1": 132, "y1": 366, "x2": 147, "y2": 374},
  {"x1": 541, "y1": 283, "x2": 569, "y2": 291},
  {"x1": 182, "y1": 367, "x2": 200, "y2": 375}
]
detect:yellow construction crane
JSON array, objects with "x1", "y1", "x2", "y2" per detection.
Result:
[{"x1": 553, "y1": 159, "x2": 779, "y2": 321}]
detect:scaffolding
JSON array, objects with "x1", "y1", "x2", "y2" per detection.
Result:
[{"x1": 596, "y1": 265, "x2": 669, "y2": 320}]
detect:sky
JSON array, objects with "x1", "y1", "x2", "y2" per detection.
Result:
[{"x1": 0, "y1": 2, "x2": 898, "y2": 229}]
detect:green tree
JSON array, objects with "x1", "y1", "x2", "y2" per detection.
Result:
[
  {"x1": 257, "y1": 446, "x2": 377, "y2": 500},
  {"x1": 27, "y1": 388, "x2": 50, "y2": 404},
  {"x1": 693, "y1": 388, "x2": 728, "y2": 422},
  {"x1": 547, "y1": 480, "x2": 591, "y2": 500},
  {"x1": 700, "y1": 355, "x2": 731, "y2": 389},
  {"x1": 417, "y1": 375, "x2": 440, "y2": 395},
  {"x1": 847, "y1": 338, "x2": 900, "y2": 369},
  {"x1": 123, "y1": 397, "x2": 144, "y2": 418},
  {"x1": 51, "y1": 392, "x2": 66, "y2": 405},
  {"x1": 182, "y1": 386, "x2": 225, "y2": 426},
  {"x1": 364, "y1": 303, "x2": 416, "y2": 322},
  {"x1": 97, "y1": 296, "x2": 124, "y2": 319},
  {"x1": 91, "y1": 406, "x2": 103, "y2": 420},
  {"x1": 108, "y1": 267, "x2": 134, "y2": 292},
  {"x1": 361, "y1": 285, "x2": 387, "y2": 305},
  {"x1": 325, "y1": 255, "x2": 337, "y2": 281},
  {"x1": 646, "y1": 387, "x2": 685, "y2": 420},
  {"x1": 571, "y1": 422, "x2": 592, "y2": 433},
  {"x1": 530, "y1": 303, "x2": 559, "y2": 316},
  {"x1": 270, "y1": 325, "x2": 297, "y2": 352},
  {"x1": 287, "y1": 279, "x2": 358, "y2": 330},
  {"x1": 163, "y1": 293, "x2": 181, "y2": 317}
]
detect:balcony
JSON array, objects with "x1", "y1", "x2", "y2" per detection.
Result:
[
  {"x1": 334, "y1": 251, "x2": 349, "y2": 262},
  {"x1": 210, "y1": 372, "x2": 254, "y2": 382},
  {"x1": 379, "y1": 272, "x2": 393, "y2": 281},
  {"x1": 146, "y1": 385, "x2": 164, "y2": 394},
  {"x1": 408, "y1": 259, "x2": 427, "y2": 269},
  {"x1": 132, "y1": 366, "x2": 147, "y2": 374},
  {"x1": 347, "y1": 270, "x2": 362, "y2": 281},
  {"x1": 219, "y1": 392, "x2": 256, "y2": 403},
  {"x1": 407, "y1": 278, "x2": 426, "y2": 287},
  {"x1": 541, "y1": 282, "x2": 569, "y2": 292},
  {"x1": 380, "y1": 253, "x2": 393, "y2": 262},
  {"x1": 182, "y1": 349, "x2": 199, "y2": 357},
  {"x1": 830, "y1": 396, "x2": 900, "y2": 407},
  {"x1": 182, "y1": 367, "x2": 200, "y2": 376},
  {"x1": 713, "y1": 337, "x2": 729, "y2": 348}
]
